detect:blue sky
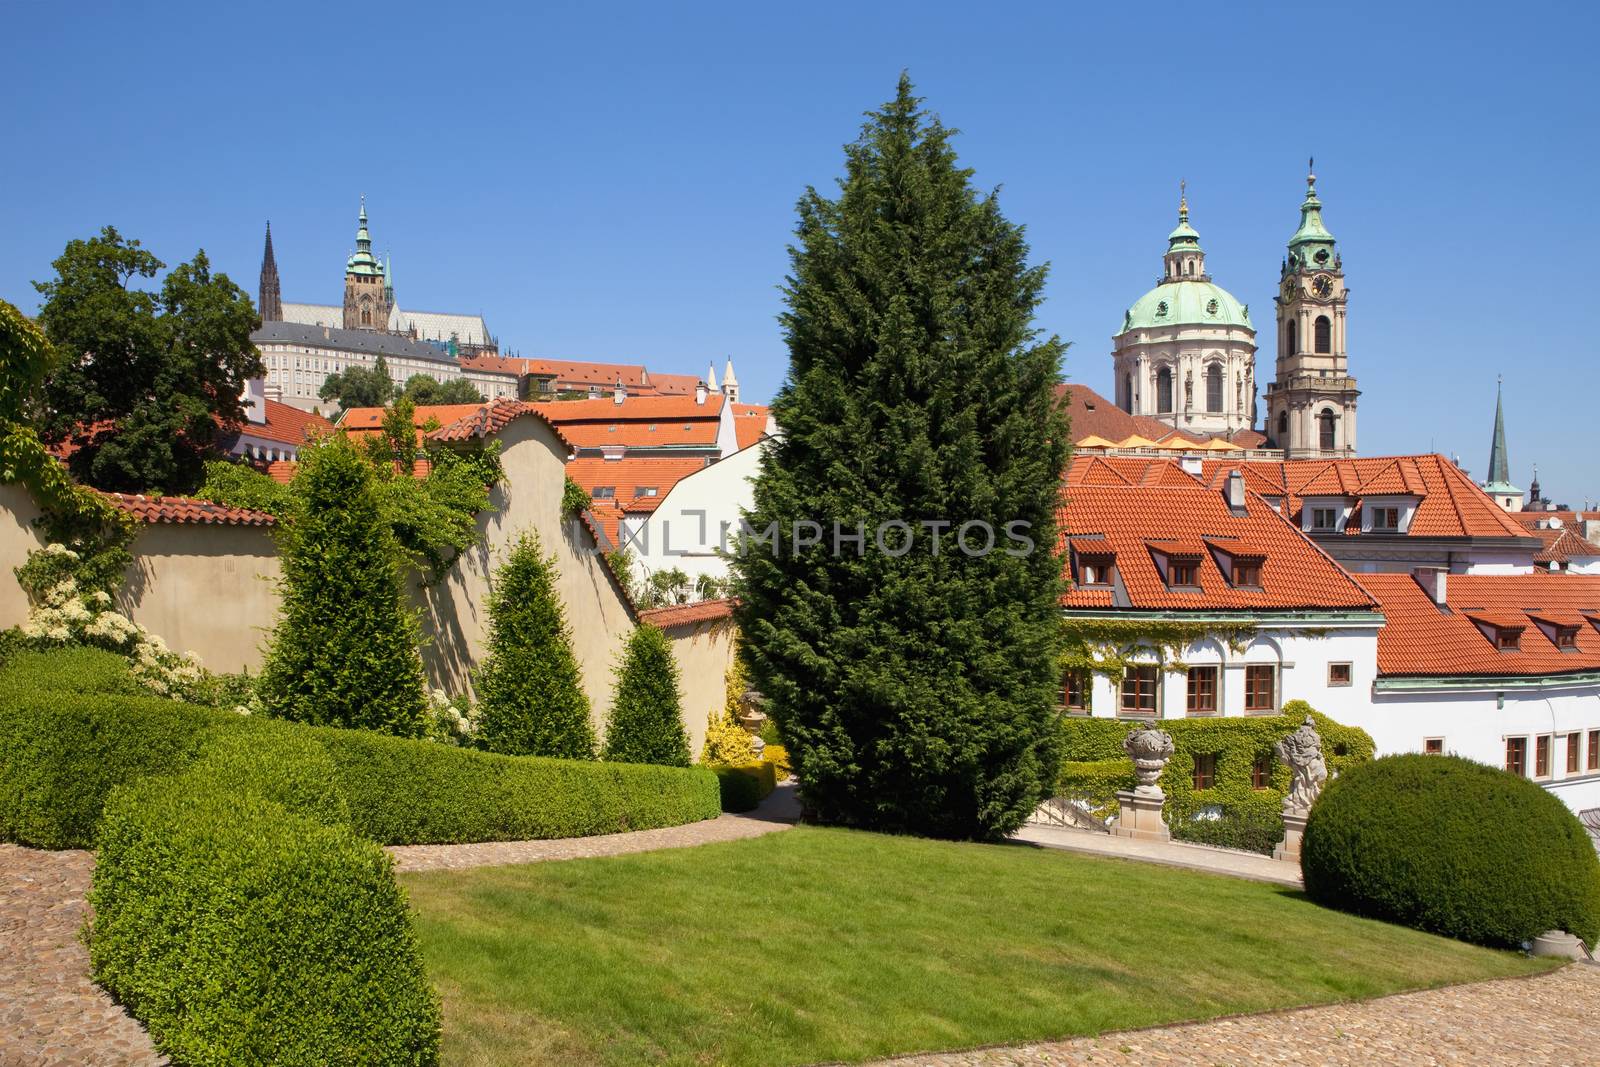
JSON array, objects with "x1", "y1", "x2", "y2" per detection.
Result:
[{"x1": 6, "y1": 1, "x2": 1596, "y2": 502}]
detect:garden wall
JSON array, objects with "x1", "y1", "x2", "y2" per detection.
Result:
[{"x1": 0, "y1": 415, "x2": 736, "y2": 749}]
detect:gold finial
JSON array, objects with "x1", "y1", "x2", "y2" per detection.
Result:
[{"x1": 1179, "y1": 178, "x2": 1188, "y2": 220}]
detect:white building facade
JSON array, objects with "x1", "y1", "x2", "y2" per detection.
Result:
[{"x1": 620, "y1": 438, "x2": 768, "y2": 590}]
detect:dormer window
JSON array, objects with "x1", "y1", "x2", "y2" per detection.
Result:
[
  {"x1": 1169, "y1": 559, "x2": 1199, "y2": 588},
  {"x1": 1230, "y1": 557, "x2": 1264, "y2": 589},
  {"x1": 1556, "y1": 627, "x2": 1579, "y2": 650},
  {"x1": 1370, "y1": 506, "x2": 1401, "y2": 531},
  {"x1": 1078, "y1": 554, "x2": 1115, "y2": 587},
  {"x1": 592, "y1": 486, "x2": 616, "y2": 500},
  {"x1": 1495, "y1": 627, "x2": 1523, "y2": 651},
  {"x1": 1311, "y1": 507, "x2": 1340, "y2": 532}
]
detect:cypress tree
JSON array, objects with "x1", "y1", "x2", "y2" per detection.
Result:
[
  {"x1": 476, "y1": 531, "x2": 596, "y2": 759},
  {"x1": 730, "y1": 75, "x2": 1070, "y2": 840},
  {"x1": 259, "y1": 435, "x2": 429, "y2": 736},
  {"x1": 602, "y1": 624, "x2": 691, "y2": 767}
]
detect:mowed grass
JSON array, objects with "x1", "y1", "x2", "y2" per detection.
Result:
[{"x1": 400, "y1": 826, "x2": 1552, "y2": 1066}]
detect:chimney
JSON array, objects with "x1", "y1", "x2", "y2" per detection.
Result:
[
  {"x1": 1225, "y1": 469, "x2": 1247, "y2": 516},
  {"x1": 613, "y1": 377, "x2": 626, "y2": 405},
  {"x1": 1413, "y1": 567, "x2": 1448, "y2": 606},
  {"x1": 695, "y1": 380, "x2": 707, "y2": 405}
]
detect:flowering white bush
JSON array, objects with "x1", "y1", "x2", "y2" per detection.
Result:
[
  {"x1": 20, "y1": 544, "x2": 212, "y2": 703},
  {"x1": 426, "y1": 688, "x2": 481, "y2": 746}
]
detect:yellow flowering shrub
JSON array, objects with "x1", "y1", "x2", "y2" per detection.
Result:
[
  {"x1": 762, "y1": 744, "x2": 791, "y2": 781},
  {"x1": 700, "y1": 709, "x2": 756, "y2": 766}
]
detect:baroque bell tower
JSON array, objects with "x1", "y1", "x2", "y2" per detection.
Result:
[
  {"x1": 342, "y1": 197, "x2": 391, "y2": 331},
  {"x1": 1265, "y1": 161, "x2": 1359, "y2": 458}
]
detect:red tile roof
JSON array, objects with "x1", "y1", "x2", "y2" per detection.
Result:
[
  {"x1": 457, "y1": 354, "x2": 525, "y2": 378},
  {"x1": 637, "y1": 598, "x2": 737, "y2": 628},
  {"x1": 648, "y1": 372, "x2": 702, "y2": 395},
  {"x1": 524, "y1": 359, "x2": 651, "y2": 389},
  {"x1": 1195, "y1": 454, "x2": 1532, "y2": 540},
  {"x1": 732, "y1": 403, "x2": 772, "y2": 450},
  {"x1": 1059, "y1": 465, "x2": 1377, "y2": 612},
  {"x1": 1055, "y1": 383, "x2": 1210, "y2": 448},
  {"x1": 339, "y1": 403, "x2": 488, "y2": 433},
  {"x1": 1526, "y1": 525, "x2": 1600, "y2": 565},
  {"x1": 97, "y1": 491, "x2": 277, "y2": 527},
  {"x1": 1363, "y1": 573, "x2": 1600, "y2": 677},
  {"x1": 235, "y1": 400, "x2": 333, "y2": 446},
  {"x1": 529, "y1": 395, "x2": 724, "y2": 449}
]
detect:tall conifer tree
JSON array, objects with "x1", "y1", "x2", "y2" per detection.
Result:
[{"x1": 731, "y1": 75, "x2": 1070, "y2": 840}]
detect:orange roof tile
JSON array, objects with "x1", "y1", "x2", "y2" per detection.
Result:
[
  {"x1": 732, "y1": 403, "x2": 772, "y2": 450},
  {"x1": 234, "y1": 400, "x2": 333, "y2": 447},
  {"x1": 1055, "y1": 383, "x2": 1213, "y2": 449},
  {"x1": 1363, "y1": 573, "x2": 1600, "y2": 677},
  {"x1": 637, "y1": 598, "x2": 738, "y2": 628},
  {"x1": 97, "y1": 491, "x2": 276, "y2": 527},
  {"x1": 523, "y1": 359, "x2": 651, "y2": 389},
  {"x1": 1059, "y1": 468, "x2": 1376, "y2": 612},
  {"x1": 647, "y1": 372, "x2": 702, "y2": 395},
  {"x1": 529, "y1": 395, "x2": 724, "y2": 449},
  {"x1": 457, "y1": 354, "x2": 526, "y2": 378},
  {"x1": 339, "y1": 403, "x2": 488, "y2": 433},
  {"x1": 1194, "y1": 454, "x2": 1533, "y2": 540}
]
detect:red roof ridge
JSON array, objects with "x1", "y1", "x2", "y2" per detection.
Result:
[
  {"x1": 637, "y1": 598, "x2": 737, "y2": 628},
  {"x1": 95, "y1": 490, "x2": 277, "y2": 527}
]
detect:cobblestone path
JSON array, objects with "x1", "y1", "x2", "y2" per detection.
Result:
[
  {"x1": 0, "y1": 845, "x2": 163, "y2": 1066},
  {"x1": 871, "y1": 964, "x2": 1600, "y2": 1067}
]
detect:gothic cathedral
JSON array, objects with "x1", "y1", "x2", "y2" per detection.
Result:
[{"x1": 1265, "y1": 163, "x2": 1360, "y2": 458}]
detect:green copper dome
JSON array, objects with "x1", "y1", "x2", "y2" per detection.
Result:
[
  {"x1": 346, "y1": 196, "x2": 384, "y2": 277},
  {"x1": 1122, "y1": 280, "x2": 1252, "y2": 332}
]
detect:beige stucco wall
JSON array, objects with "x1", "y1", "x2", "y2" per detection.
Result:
[
  {"x1": 0, "y1": 415, "x2": 733, "y2": 746},
  {"x1": 119, "y1": 523, "x2": 282, "y2": 673},
  {"x1": 412, "y1": 415, "x2": 639, "y2": 732},
  {"x1": 655, "y1": 616, "x2": 738, "y2": 758},
  {"x1": 0, "y1": 484, "x2": 46, "y2": 628}
]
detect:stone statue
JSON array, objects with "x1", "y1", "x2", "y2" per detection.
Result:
[
  {"x1": 1274, "y1": 715, "x2": 1327, "y2": 816},
  {"x1": 1123, "y1": 724, "x2": 1175, "y2": 796},
  {"x1": 1184, "y1": 370, "x2": 1193, "y2": 409},
  {"x1": 738, "y1": 689, "x2": 769, "y2": 759}
]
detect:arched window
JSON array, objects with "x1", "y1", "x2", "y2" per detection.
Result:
[
  {"x1": 1314, "y1": 316, "x2": 1331, "y2": 353},
  {"x1": 1156, "y1": 367, "x2": 1173, "y2": 413},
  {"x1": 1277, "y1": 410, "x2": 1289, "y2": 441},
  {"x1": 1205, "y1": 364, "x2": 1223, "y2": 413},
  {"x1": 361, "y1": 308, "x2": 371, "y2": 327},
  {"x1": 1122, "y1": 373, "x2": 1133, "y2": 414},
  {"x1": 1285, "y1": 319, "x2": 1298, "y2": 354},
  {"x1": 1319, "y1": 409, "x2": 1337, "y2": 451}
]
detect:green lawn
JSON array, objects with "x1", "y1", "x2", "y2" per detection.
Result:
[{"x1": 401, "y1": 826, "x2": 1552, "y2": 1067}]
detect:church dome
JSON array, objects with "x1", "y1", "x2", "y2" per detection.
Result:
[{"x1": 1121, "y1": 279, "x2": 1251, "y2": 333}]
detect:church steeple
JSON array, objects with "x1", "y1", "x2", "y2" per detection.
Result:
[
  {"x1": 343, "y1": 196, "x2": 387, "y2": 330},
  {"x1": 1286, "y1": 158, "x2": 1337, "y2": 272},
  {"x1": 1483, "y1": 378, "x2": 1522, "y2": 510},
  {"x1": 258, "y1": 221, "x2": 282, "y2": 322},
  {"x1": 346, "y1": 196, "x2": 382, "y2": 277}
]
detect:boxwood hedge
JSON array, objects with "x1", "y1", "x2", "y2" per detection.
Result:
[
  {"x1": 1302, "y1": 754, "x2": 1600, "y2": 948},
  {"x1": 711, "y1": 761, "x2": 778, "y2": 813},
  {"x1": 1055, "y1": 703, "x2": 1374, "y2": 854},
  {"x1": 90, "y1": 774, "x2": 440, "y2": 1064}
]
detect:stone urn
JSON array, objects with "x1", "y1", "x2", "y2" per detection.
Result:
[
  {"x1": 737, "y1": 689, "x2": 768, "y2": 759},
  {"x1": 1123, "y1": 724, "x2": 1175, "y2": 797}
]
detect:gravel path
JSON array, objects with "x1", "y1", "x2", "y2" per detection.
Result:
[
  {"x1": 0, "y1": 845, "x2": 164, "y2": 1067},
  {"x1": 869, "y1": 964, "x2": 1600, "y2": 1066}
]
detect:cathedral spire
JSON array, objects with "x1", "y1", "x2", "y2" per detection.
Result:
[
  {"x1": 1486, "y1": 377, "x2": 1512, "y2": 489},
  {"x1": 346, "y1": 195, "x2": 382, "y2": 277},
  {"x1": 258, "y1": 221, "x2": 282, "y2": 322}
]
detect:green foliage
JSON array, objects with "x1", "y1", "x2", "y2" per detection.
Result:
[
  {"x1": 639, "y1": 567, "x2": 691, "y2": 609},
  {"x1": 1055, "y1": 708, "x2": 1375, "y2": 854},
  {"x1": 475, "y1": 531, "x2": 596, "y2": 759},
  {"x1": 258, "y1": 435, "x2": 429, "y2": 737},
  {"x1": 1303, "y1": 754, "x2": 1600, "y2": 948},
  {"x1": 319, "y1": 354, "x2": 394, "y2": 412},
  {"x1": 403, "y1": 374, "x2": 485, "y2": 405},
  {"x1": 712, "y1": 761, "x2": 777, "y2": 813},
  {"x1": 369, "y1": 395, "x2": 420, "y2": 473},
  {"x1": 318, "y1": 728, "x2": 720, "y2": 844},
  {"x1": 90, "y1": 775, "x2": 439, "y2": 1065},
  {"x1": 0, "y1": 647, "x2": 720, "y2": 849},
  {"x1": 562, "y1": 474, "x2": 592, "y2": 517},
  {"x1": 701, "y1": 709, "x2": 757, "y2": 766},
  {"x1": 1060, "y1": 617, "x2": 1256, "y2": 683},
  {"x1": 33, "y1": 228, "x2": 262, "y2": 493},
  {"x1": 604, "y1": 624, "x2": 691, "y2": 766},
  {"x1": 730, "y1": 76, "x2": 1070, "y2": 841},
  {"x1": 196, "y1": 458, "x2": 290, "y2": 514}
]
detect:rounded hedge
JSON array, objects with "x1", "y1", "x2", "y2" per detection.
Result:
[{"x1": 1302, "y1": 754, "x2": 1600, "y2": 948}]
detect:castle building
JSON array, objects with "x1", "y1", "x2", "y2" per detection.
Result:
[
  {"x1": 1264, "y1": 163, "x2": 1359, "y2": 458},
  {"x1": 257, "y1": 200, "x2": 498, "y2": 357},
  {"x1": 1112, "y1": 186, "x2": 1258, "y2": 439}
]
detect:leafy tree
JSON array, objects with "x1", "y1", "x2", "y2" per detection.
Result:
[
  {"x1": 403, "y1": 374, "x2": 485, "y2": 405},
  {"x1": 320, "y1": 355, "x2": 394, "y2": 412},
  {"x1": 475, "y1": 531, "x2": 596, "y2": 759},
  {"x1": 603, "y1": 624, "x2": 690, "y2": 766},
  {"x1": 258, "y1": 434, "x2": 429, "y2": 737},
  {"x1": 730, "y1": 76, "x2": 1070, "y2": 841},
  {"x1": 369, "y1": 395, "x2": 419, "y2": 473},
  {"x1": 33, "y1": 227, "x2": 262, "y2": 493},
  {"x1": 640, "y1": 567, "x2": 691, "y2": 609}
]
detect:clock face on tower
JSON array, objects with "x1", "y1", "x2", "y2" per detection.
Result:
[{"x1": 1312, "y1": 275, "x2": 1333, "y2": 298}]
